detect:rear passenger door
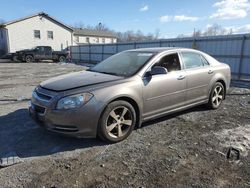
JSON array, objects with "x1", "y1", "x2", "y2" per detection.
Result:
[
  {"x1": 181, "y1": 51, "x2": 213, "y2": 104},
  {"x1": 44, "y1": 47, "x2": 52, "y2": 59}
]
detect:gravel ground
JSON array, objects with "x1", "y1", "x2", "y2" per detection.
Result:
[{"x1": 0, "y1": 63, "x2": 250, "y2": 188}]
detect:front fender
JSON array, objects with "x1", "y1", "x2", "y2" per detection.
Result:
[{"x1": 92, "y1": 78, "x2": 143, "y2": 122}]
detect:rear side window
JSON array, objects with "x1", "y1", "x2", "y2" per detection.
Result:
[{"x1": 181, "y1": 52, "x2": 209, "y2": 69}]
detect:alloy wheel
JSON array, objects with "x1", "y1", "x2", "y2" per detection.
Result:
[
  {"x1": 212, "y1": 85, "x2": 223, "y2": 107},
  {"x1": 105, "y1": 106, "x2": 133, "y2": 138},
  {"x1": 59, "y1": 56, "x2": 65, "y2": 62},
  {"x1": 26, "y1": 56, "x2": 33, "y2": 63}
]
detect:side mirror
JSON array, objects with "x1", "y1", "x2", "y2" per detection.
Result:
[{"x1": 151, "y1": 66, "x2": 168, "y2": 75}]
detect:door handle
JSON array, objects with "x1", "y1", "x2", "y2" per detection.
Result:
[
  {"x1": 177, "y1": 75, "x2": 186, "y2": 80},
  {"x1": 208, "y1": 70, "x2": 214, "y2": 74}
]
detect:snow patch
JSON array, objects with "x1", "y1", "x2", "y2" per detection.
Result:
[{"x1": 215, "y1": 124, "x2": 250, "y2": 156}]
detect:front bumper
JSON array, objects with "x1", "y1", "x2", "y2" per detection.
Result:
[{"x1": 29, "y1": 89, "x2": 103, "y2": 138}]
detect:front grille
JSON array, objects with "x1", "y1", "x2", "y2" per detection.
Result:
[
  {"x1": 33, "y1": 104, "x2": 46, "y2": 114},
  {"x1": 35, "y1": 90, "x2": 52, "y2": 101}
]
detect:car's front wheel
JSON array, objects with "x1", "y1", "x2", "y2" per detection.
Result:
[
  {"x1": 13, "y1": 55, "x2": 19, "y2": 62},
  {"x1": 98, "y1": 101, "x2": 136, "y2": 143},
  {"x1": 25, "y1": 55, "x2": 34, "y2": 63},
  {"x1": 207, "y1": 82, "x2": 225, "y2": 109}
]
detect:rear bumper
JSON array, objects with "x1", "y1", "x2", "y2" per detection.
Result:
[{"x1": 29, "y1": 98, "x2": 103, "y2": 138}]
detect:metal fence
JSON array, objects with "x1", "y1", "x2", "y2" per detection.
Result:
[{"x1": 70, "y1": 33, "x2": 250, "y2": 80}]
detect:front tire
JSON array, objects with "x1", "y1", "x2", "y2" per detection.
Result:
[
  {"x1": 207, "y1": 82, "x2": 225, "y2": 109},
  {"x1": 25, "y1": 55, "x2": 34, "y2": 63},
  {"x1": 13, "y1": 55, "x2": 19, "y2": 62},
  {"x1": 98, "y1": 101, "x2": 136, "y2": 143}
]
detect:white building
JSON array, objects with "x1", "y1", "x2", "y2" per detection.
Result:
[
  {"x1": 0, "y1": 12, "x2": 73, "y2": 56},
  {"x1": 73, "y1": 28, "x2": 117, "y2": 45}
]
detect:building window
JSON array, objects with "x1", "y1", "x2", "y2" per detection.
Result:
[
  {"x1": 102, "y1": 38, "x2": 105, "y2": 43},
  {"x1": 86, "y1": 37, "x2": 90, "y2": 43},
  {"x1": 75, "y1": 36, "x2": 79, "y2": 42},
  {"x1": 34, "y1": 30, "x2": 40, "y2": 39},
  {"x1": 47, "y1": 31, "x2": 53, "y2": 39}
]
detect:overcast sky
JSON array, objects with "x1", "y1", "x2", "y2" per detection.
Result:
[{"x1": 0, "y1": 0, "x2": 250, "y2": 38}]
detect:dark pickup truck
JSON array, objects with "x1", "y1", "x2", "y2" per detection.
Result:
[{"x1": 13, "y1": 46, "x2": 68, "y2": 63}]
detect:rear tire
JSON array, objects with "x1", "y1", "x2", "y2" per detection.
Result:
[
  {"x1": 98, "y1": 101, "x2": 136, "y2": 143},
  {"x1": 58, "y1": 56, "x2": 66, "y2": 62},
  {"x1": 207, "y1": 82, "x2": 225, "y2": 109},
  {"x1": 25, "y1": 55, "x2": 34, "y2": 63}
]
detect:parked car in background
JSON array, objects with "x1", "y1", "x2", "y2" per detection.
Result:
[
  {"x1": 29, "y1": 47, "x2": 231, "y2": 143},
  {"x1": 12, "y1": 46, "x2": 67, "y2": 63}
]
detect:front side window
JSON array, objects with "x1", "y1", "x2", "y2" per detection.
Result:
[
  {"x1": 181, "y1": 52, "x2": 208, "y2": 69},
  {"x1": 47, "y1": 31, "x2": 53, "y2": 39},
  {"x1": 34, "y1": 30, "x2": 40, "y2": 39},
  {"x1": 36, "y1": 46, "x2": 44, "y2": 52},
  {"x1": 154, "y1": 53, "x2": 181, "y2": 72}
]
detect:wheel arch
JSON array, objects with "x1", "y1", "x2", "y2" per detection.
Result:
[{"x1": 209, "y1": 78, "x2": 227, "y2": 99}]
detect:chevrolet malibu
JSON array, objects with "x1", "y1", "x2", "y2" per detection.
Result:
[{"x1": 29, "y1": 48, "x2": 231, "y2": 142}]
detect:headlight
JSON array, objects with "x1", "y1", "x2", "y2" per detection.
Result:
[{"x1": 56, "y1": 93, "x2": 93, "y2": 110}]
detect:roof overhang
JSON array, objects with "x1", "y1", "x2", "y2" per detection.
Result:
[{"x1": 1, "y1": 12, "x2": 73, "y2": 32}]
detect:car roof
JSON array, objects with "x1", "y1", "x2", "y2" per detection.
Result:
[
  {"x1": 126, "y1": 47, "x2": 221, "y2": 66},
  {"x1": 127, "y1": 47, "x2": 200, "y2": 54}
]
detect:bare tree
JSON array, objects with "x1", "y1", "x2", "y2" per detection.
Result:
[
  {"x1": 94, "y1": 23, "x2": 110, "y2": 31},
  {"x1": 178, "y1": 24, "x2": 233, "y2": 38},
  {"x1": 72, "y1": 22, "x2": 160, "y2": 42},
  {"x1": 116, "y1": 29, "x2": 161, "y2": 42},
  {"x1": 203, "y1": 24, "x2": 228, "y2": 36},
  {"x1": 192, "y1": 29, "x2": 202, "y2": 37},
  {"x1": 73, "y1": 21, "x2": 85, "y2": 29}
]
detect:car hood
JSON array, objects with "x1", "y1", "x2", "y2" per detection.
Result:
[{"x1": 40, "y1": 71, "x2": 123, "y2": 91}]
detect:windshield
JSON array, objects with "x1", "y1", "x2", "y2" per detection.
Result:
[{"x1": 89, "y1": 51, "x2": 155, "y2": 77}]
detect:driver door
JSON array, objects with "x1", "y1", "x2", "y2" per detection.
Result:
[
  {"x1": 35, "y1": 46, "x2": 45, "y2": 60},
  {"x1": 142, "y1": 53, "x2": 187, "y2": 118}
]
